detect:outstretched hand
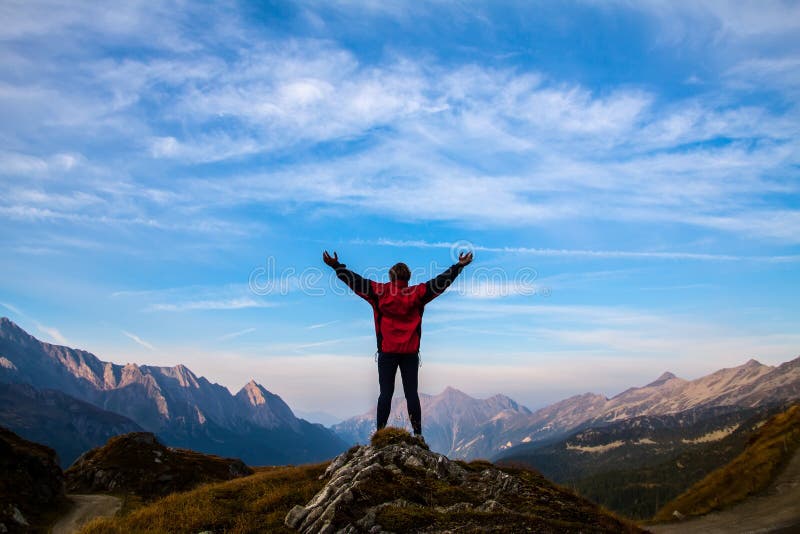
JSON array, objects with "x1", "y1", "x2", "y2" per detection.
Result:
[
  {"x1": 323, "y1": 250, "x2": 340, "y2": 267},
  {"x1": 457, "y1": 251, "x2": 473, "y2": 267}
]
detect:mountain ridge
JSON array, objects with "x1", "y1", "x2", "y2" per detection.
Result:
[
  {"x1": 333, "y1": 355, "x2": 800, "y2": 460},
  {"x1": 0, "y1": 317, "x2": 346, "y2": 465}
]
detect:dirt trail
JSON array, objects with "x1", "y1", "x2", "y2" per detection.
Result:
[
  {"x1": 648, "y1": 447, "x2": 800, "y2": 533},
  {"x1": 51, "y1": 494, "x2": 121, "y2": 534}
]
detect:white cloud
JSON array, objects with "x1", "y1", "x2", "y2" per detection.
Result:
[
  {"x1": 122, "y1": 330, "x2": 155, "y2": 350},
  {"x1": 1, "y1": 1, "x2": 799, "y2": 250},
  {"x1": 2, "y1": 18, "x2": 799, "y2": 242},
  {"x1": 36, "y1": 323, "x2": 68, "y2": 345},
  {"x1": 462, "y1": 280, "x2": 542, "y2": 299}
]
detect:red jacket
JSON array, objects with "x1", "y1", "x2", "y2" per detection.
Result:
[{"x1": 333, "y1": 262, "x2": 464, "y2": 354}]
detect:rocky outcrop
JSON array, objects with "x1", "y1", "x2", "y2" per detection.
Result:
[
  {"x1": 65, "y1": 432, "x2": 252, "y2": 500},
  {"x1": 0, "y1": 426, "x2": 66, "y2": 533},
  {"x1": 285, "y1": 428, "x2": 640, "y2": 533}
]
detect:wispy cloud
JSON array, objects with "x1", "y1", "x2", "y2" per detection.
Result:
[
  {"x1": 148, "y1": 297, "x2": 275, "y2": 312},
  {"x1": 1, "y1": 302, "x2": 68, "y2": 344},
  {"x1": 36, "y1": 323, "x2": 68, "y2": 345},
  {"x1": 2, "y1": 22, "x2": 799, "y2": 242},
  {"x1": 217, "y1": 327, "x2": 257, "y2": 341},
  {"x1": 306, "y1": 320, "x2": 340, "y2": 329},
  {"x1": 359, "y1": 239, "x2": 800, "y2": 262},
  {"x1": 122, "y1": 330, "x2": 155, "y2": 351},
  {"x1": 0, "y1": 302, "x2": 24, "y2": 316}
]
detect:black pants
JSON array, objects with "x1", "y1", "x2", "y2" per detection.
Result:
[{"x1": 377, "y1": 352, "x2": 422, "y2": 434}]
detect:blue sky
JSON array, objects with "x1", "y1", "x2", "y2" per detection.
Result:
[{"x1": 1, "y1": 1, "x2": 798, "y2": 419}]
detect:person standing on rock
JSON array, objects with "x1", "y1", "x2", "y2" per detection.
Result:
[{"x1": 323, "y1": 249, "x2": 473, "y2": 437}]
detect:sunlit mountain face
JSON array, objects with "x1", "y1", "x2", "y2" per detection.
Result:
[{"x1": 0, "y1": 318, "x2": 347, "y2": 466}]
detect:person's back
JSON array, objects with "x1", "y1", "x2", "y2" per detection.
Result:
[
  {"x1": 323, "y1": 250, "x2": 473, "y2": 436},
  {"x1": 371, "y1": 278, "x2": 425, "y2": 354}
]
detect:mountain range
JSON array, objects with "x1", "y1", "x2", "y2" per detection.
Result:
[
  {"x1": 332, "y1": 386, "x2": 532, "y2": 457},
  {"x1": 0, "y1": 317, "x2": 346, "y2": 466},
  {"x1": 2, "y1": 315, "x2": 798, "y2": 472},
  {"x1": 332, "y1": 354, "x2": 800, "y2": 461}
]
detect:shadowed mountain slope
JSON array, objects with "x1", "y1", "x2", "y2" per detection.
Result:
[
  {"x1": 0, "y1": 426, "x2": 67, "y2": 533},
  {"x1": 0, "y1": 382, "x2": 143, "y2": 468}
]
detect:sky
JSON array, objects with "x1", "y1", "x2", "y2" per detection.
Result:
[{"x1": 1, "y1": 0, "x2": 799, "y2": 420}]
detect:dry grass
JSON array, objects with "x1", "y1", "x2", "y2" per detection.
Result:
[
  {"x1": 78, "y1": 462, "x2": 328, "y2": 534},
  {"x1": 652, "y1": 403, "x2": 800, "y2": 522},
  {"x1": 370, "y1": 426, "x2": 428, "y2": 449}
]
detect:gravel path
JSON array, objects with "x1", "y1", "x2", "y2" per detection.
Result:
[{"x1": 51, "y1": 494, "x2": 122, "y2": 534}]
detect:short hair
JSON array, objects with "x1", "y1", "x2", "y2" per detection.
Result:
[{"x1": 389, "y1": 262, "x2": 411, "y2": 282}]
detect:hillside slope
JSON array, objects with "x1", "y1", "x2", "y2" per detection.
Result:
[
  {"x1": 79, "y1": 462, "x2": 330, "y2": 533},
  {"x1": 649, "y1": 430, "x2": 800, "y2": 532},
  {"x1": 653, "y1": 403, "x2": 800, "y2": 522},
  {"x1": 65, "y1": 432, "x2": 253, "y2": 500}
]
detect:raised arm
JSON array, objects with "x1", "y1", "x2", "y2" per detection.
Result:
[
  {"x1": 323, "y1": 250, "x2": 375, "y2": 300},
  {"x1": 421, "y1": 251, "x2": 473, "y2": 304}
]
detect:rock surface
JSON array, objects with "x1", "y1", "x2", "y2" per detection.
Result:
[
  {"x1": 285, "y1": 428, "x2": 640, "y2": 533},
  {"x1": 65, "y1": 432, "x2": 253, "y2": 500}
]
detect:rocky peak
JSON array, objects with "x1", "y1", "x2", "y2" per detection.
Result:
[
  {"x1": 0, "y1": 316, "x2": 22, "y2": 331},
  {"x1": 169, "y1": 364, "x2": 200, "y2": 388},
  {"x1": 239, "y1": 379, "x2": 267, "y2": 405},
  {"x1": 235, "y1": 381, "x2": 298, "y2": 430},
  {"x1": 645, "y1": 371, "x2": 681, "y2": 388},
  {"x1": 0, "y1": 317, "x2": 35, "y2": 343},
  {"x1": 436, "y1": 386, "x2": 472, "y2": 402},
  {"x1": 285, "y1": 427, "x2": 640, "y2": 533}
]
